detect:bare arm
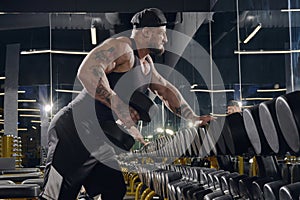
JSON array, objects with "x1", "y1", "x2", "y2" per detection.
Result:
[
  {"x1": 148, "y1": 59, "x2": 212, "y2": 125},
  {"x1": 77, "y1": 38, "x2": 139, "y2": 127}
]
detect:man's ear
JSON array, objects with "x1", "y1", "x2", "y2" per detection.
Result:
[{"x1": 141, "y1": 27, "x2": 151, "y2": 38}]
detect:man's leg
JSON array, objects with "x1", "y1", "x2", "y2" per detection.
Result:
[{"x1": 83, "y1": 159, "x2": 126, "y2": 200}]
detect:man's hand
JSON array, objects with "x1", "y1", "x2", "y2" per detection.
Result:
[
  {"x1": 126, "y1": 126, "x2": 148, "y2": 145},
  {"x1": 191, "y1": 115, "x2": 215, "y2": 126},
  {"x1": 112, "y1": 95, "x2": 141, "y2": 127}
]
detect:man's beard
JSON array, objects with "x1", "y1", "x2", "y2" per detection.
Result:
[{"x1": 149, "y1": 47, "x2": 164, "y2": 56}]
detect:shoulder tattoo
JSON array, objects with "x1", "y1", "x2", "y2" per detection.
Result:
[{"x1": 93, "y1": 47, "x2": 115, "y2": 62}]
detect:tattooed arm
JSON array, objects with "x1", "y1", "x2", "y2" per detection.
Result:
[
  {"x1": 148, "y1": 58, "x2": 213, "y2": 125},
  {"x1": 77, "y1": 38, "x2": 139, "y2": 127}
]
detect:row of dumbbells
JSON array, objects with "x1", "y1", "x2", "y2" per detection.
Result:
[
  {"x1": 137, "y1": 164, "x2": 300, "y2": 200},
  {"x1": 138, "y1": 126, "x2": 214, "y2": 158},
  {"x1": 137, "y1": 91, "x2": 300, "y2": 159}
]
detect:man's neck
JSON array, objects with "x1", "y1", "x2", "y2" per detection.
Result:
[{"x1": 131, "y1": 37, "x2": 150, "y2": 60}]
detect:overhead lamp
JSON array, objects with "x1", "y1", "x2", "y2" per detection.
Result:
[
  {"x1": 91, "y1": 26, "x2": 97, "y2": 45},
  {"x1": 44, "y1": 104, "x2": 53, "y2": 112},
  {"x1": 17, "y1": 128, "x2": 28, "y2": 131},
  {"x1": 234, "y1": 49, "x2": 300, "y2": 54},
  {"x1": 31, "y1": 120, "x2": 41, "y2": 123},
  {"x1": 257, "y1": 88, "x2": 287, "y2": 92},
  {"x1": 190, "y1": 89, "x2": 235, "y2": 93},
  {"x1": 281, "y1": 9, "x2": 300, "y2": 12},
  {"x1": 55, "y1": 89, "x2": 81, "y2": 94},
  {"x1": 242, "y1": 97, "x2": 273, "y2": 101},
  {"x1": 19, "y1": 114, "x2": 41, "y2": 118},
  {"x1": 17, "y1": 108, "x2": 40, "y2": 112},
  {"x1": 18, "y1": 99, "x2": 37, "y2": 103},
  {"x1": 20, "y1": 49, "x2": 88, "y2": 55},
  {"x1": 191, "y1": 84, "x2": 198, "y2": 89},
  {"x1": 0, "y1": 90, "x2": 26, "y2": 96},
  {"x1": 243, "y1": 23, "x2": 262, "y2": 44}
]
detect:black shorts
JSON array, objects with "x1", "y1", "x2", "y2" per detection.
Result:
[{"x1": 40, "y1": 107, "x2": 126, "y2": 200}]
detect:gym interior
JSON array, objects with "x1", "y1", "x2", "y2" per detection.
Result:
[{"x1": 0, "y1": 0, "x2": 300, "y2": 199}]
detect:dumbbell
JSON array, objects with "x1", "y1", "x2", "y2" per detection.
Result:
[
  {"x1": 176, "y1": 183, "x2": 195, "y2": 199},
  {"x1": 263, "y1": 179, "x2": 288, "y2": 200},
  {"x1": 205, "y1": 170, "x2": 225, "y2": 188},
  {"x1": 212, "y1": 194, "x2": 233, "y2": 200},
  {"x1": 129, "y1": 90, "x2": 159, "y2": 123},
  {"x1": 259, "y1": 99, "x2": 290, "y2": 155},
  {"x1": 211, "y1": 171, "x2": 230, "y2": 190},
  {"x1": 162, "y1": 171, "x2": 182, "y2": 199},
  {"x1": 252, "y1": 177, "x2": 276, "y2": 200},
  {"x1": 193, "y1": 188, "x2": 214, "y2": 199},
  {"x1": 228, "y1": 174, "x2": 248, "y2": 198},
  {"x1": 243, "y1": 105, "x2": 273, "y2": 155},
  {"x1": 220, "y1": 172, "x2": 240, "y2": 194},
  {"x1": 275, "y1": 90, "x2": 300, "y2": 154},
  {"x1": 99, "y1": 121, "x2": 135, "y2": 151},
  {"x1": 200, "y1": 168, "x2": 218, "y2": 185},
  {"x1": 168, "y1": 180, "x2": 187, "y2": 200},
  {"x1": 204, "y1": 190, "x2": 224, "y2": 200},
  {"x1": 238, "y1": 176, "x2": 259, "y2": 199},
  {"x1": 279, "y1": 182, "x2": 300, "y2": 200},
  {"x1": 199, "y1": 168, "x2": 217, "y2": 185},
  {"x1": 186, "y1": 185, "x2": 205, "y2": 200}
]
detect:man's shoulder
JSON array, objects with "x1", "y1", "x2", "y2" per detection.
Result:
[{"x1": 104, "y1": 37, "x2": 131, "y2": 47}]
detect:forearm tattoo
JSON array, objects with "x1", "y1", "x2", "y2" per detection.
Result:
[
  {"x1": 89, "y1": 65, "x2": 112, "y2": 105},
  {"x1": 95, "y1": 81, "x2": 112, "y2": 104}
]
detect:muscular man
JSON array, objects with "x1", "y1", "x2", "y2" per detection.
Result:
[{"x1": 40, "y1": 8, "x2": 213, "y2": 200}]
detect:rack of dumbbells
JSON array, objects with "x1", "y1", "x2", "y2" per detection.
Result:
[{"x1": 120, "y1": 90, "x2": 300, "y2": 200}]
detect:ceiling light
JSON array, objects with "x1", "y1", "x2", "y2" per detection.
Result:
[
  {"x1": 20, "y1": 50, "x2": 88, "y2": 55},
  {"x1": 243, "y1": 23, "x2": 262, "y2": 44},
  {"x1": 17, "y1": 108, "x2": 40, "y2": 112},
  {"x1": 19, "y1": 114, "x2": 41, "y2": 118},
  {"x1": 55, "y1": 89, "x2": 81, "y2": 94},
  {"x1": 31, "y1": 120, "x2": 41, "y2": 123},
  {"x1": 234, "y1": 49, "x2": 300, "y2": 54},
  {"x1": 18, "y1": 99, "x2": 37, "y2": 103},
  {"x1": 242, "y1": 97, "x2": 273, "y2": 101},
  {"x1": 257, "y1": 88, "x2": 287, "y2": 92},
  {"x1": 191, "y1": 84, "x2": 198, "y2": 89},
  {"x1": 91, "y1": 26, "x2": 97, "y2": 45},
  {"x1": 17, "y1": 128, "x2": 28, "y2": 131},
  {"x1": 44, "y1": 104, "x2": 52, "y2": 112},
  {"x1": 190, "y1": 89, "x2": 235, "y2": 93},
  {"x1": 281, "y1": 9, "x2": 300, "y2": 12}
]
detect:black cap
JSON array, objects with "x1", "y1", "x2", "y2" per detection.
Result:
[{"x1": 131, "y1": 8, "x2": 167, "y2": 28}]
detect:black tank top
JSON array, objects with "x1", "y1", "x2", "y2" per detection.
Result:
[{"x1": 69, "y1": 38, "x2": 152, "y2": 122}]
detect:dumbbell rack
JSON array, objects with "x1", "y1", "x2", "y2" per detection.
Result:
[
  {"x1": 119, "y1": 135, "x2": 300, "y2": 200},
  {"x1": 0, "y1": 135, "x2": 23, "y2": 168}
]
